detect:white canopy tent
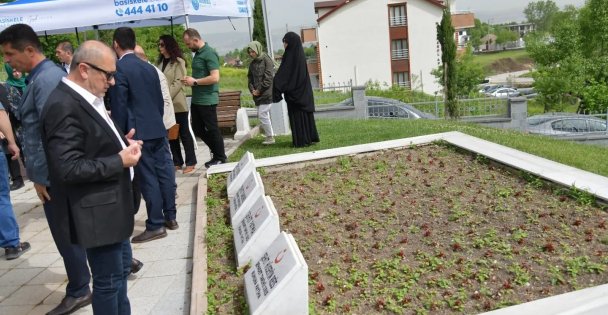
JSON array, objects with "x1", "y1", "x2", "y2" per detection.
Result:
[{"x1": 0, "y1": 0, "x2": 251, "y2": 34}]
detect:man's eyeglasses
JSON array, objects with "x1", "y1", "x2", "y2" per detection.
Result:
[{"x1": 80, "y1": 62, "x2": 116, "y2": 81}]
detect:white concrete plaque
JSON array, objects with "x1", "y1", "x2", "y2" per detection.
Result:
[
  {"x1": 233, "y1": 195, "x2": 280, "y2": 268},
  {"x1": 230, "y1": 171, "x2": 265, "y2": 225},
  {"x1": 244, "y1": 232, "x2": 308, "y2": 315},
  {"x1": 227, "y1": 151, "x2": 256, "y2": 198}
]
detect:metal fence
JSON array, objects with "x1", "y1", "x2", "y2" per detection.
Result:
[
  {"x1": 314, "y1": 81, "x2": 353, "y2": 107},
  {"x1": 408, "y1": 97, "x2": 510, "y2": 119}
]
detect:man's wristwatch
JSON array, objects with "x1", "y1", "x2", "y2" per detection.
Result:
[{"x1": 192, "y1": 80, "x2": 198, "y2": 86}]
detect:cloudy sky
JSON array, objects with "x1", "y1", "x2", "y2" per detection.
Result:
[{"x1": 198, "y1": 0, "x2": 587, "y2": 54}]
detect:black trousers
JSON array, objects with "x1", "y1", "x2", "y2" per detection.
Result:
[
  {"x1": 190, "y1": 104, "x2": 226, "y2": 161},
  {"x1": 169, "y1": 112, "x2": 197, "y2": 167}
]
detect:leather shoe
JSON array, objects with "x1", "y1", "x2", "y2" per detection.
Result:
[
  {"x1": 46, "y1": 292, "x2": 92, "y2": 315},
  {"x1": 204, "y1": 158, "x2": 225, "y2": 168},
  {"x1": 10, "y1": 181, "x2": 24, "y2": 191},
  {"x1": 165, "y1": 219, "x2": 179, "y2": 230},
  {"x1": 131, "y1": 258, "x2": 144, "y2": 274},
  {"x1": 5, "y1": 242, "x2": 30, "y2": 260},
  {"x1": 131, "y1": 228, "x2": 167, "y2": 243}
]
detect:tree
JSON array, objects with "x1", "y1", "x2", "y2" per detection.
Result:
[
  {"x1": 437, "y1": 5, "x2": 458, "y2": 118},
  {"x1": 527, "y1": 0, "x2": 608, "y2": 113},
  {"x1": 469, "y1": 19, "x2": 489, "y2": 49},
  {"x1": 494, "y1": 26, "x2": 519, "y2": 45},
  {"x1": 251, "y1": 0, "x2": 267, "y2": 49},
  {"x1": 432, "y1": 45, "x2": 485, "y2": 98},
  {"x1": 524, "y1": 0, "x2": 559, "y2": 33}
]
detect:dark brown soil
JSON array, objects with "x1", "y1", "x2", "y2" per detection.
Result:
[
  {"x1": 488, "y1": 57, "x2": 534, "y2": 74},
  {"x1": 206, "y1": 144, "x2": 608, "y2": 314}
]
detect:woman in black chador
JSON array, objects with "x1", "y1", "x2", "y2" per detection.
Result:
[{"x1": 273, "y1": 32, "x2": 320, "y2": 147}]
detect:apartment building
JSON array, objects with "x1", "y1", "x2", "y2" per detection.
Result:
[{"x1": 311, "y1": 0, "x2": 444, "y2": 93}]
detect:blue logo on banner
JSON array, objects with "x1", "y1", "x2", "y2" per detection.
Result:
[
  {"x1": 0, "y1": 0, "x2": 56, "y2": 6},
  {"x1": 191, "y1": 0, "x2": 199, "y2": 11}
]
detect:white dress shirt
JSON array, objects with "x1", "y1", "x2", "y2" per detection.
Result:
[{"x1": 61, "y1": 77, "x2": 134, "y2": 180}]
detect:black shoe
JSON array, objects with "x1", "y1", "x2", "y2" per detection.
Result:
[
  {"x1": 165, "y1": 219, "x2": 179, "y2": 230},
  {"x1": 131, "y1": 258, "x2": 144, "y2": 274},
  {"x1": 46, "y1": 292, "x2": 92, "y2": 315},
  {"x1": 204, "y1": 158, "x2": 225, "y2": 168},
  {"x1": 131, "y1": 227, "x2": 167, "y2": 243},
  {"x1": 10, "y1": 181, "x2": 24, "y2": 191},
  {"x1": 5, "y1": 242, "x2": 30, "y2": 260}
]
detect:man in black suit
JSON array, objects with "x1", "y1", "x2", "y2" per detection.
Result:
[
  {"x1": 41, "y1": 40, "x2": 142, "y2": 315},
  {"x1": 108, "y1": 27, "x2": 178, "y2": 242}
]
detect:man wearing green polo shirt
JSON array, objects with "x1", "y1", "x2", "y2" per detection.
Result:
[{"x1": 181, "y1": 28, "x2": 226, "y2": 168}]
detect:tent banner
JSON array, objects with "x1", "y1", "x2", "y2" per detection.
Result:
[
  {"x1": 0, "y1": 0, "x2": 251, "y2": 33},
  {"x1": 185, "y1": 0, "x2": 250, "y2": 17}
]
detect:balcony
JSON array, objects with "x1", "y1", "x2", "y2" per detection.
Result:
[
  {"x1": 396, "y1": 81, "x2": 411, "y2": 88},
  {"x1": 390, "y1": 16, "x2": 407, "y2": 27},
  {"x1": 391, "y1": 48, "x2": 409, "y2": 60}
]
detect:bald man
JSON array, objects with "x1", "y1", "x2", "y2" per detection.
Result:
[{"x1": 41, "y1": 40, "x2": 142, "y2": 315}]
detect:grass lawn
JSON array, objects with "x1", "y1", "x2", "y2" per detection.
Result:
[{"x1": 232, "y1": 119, "x2": 608, "y2": 178}]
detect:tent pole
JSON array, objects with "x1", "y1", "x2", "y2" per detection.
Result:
[
  {"x1": 248, "y1": 16, "x2": 252, "y2": 42},
  {"x1": 185, "y1": 14, "x2": 190, "y2": 29},
  {"x1": 261, "y1": 0, "x2": 274, "y2": 59},
  {"x1": 44, "y1": 31, "x2": 49, "y2": 47},
  {"x1": 75, "y1": 27, "x2": 80, "y2": 44},
  {"x1": 93, "y1": 25, "x2": 99, "y2": 40},
  {"x1": 170, "y1": 17, "x2": 174, "y2": 37}
]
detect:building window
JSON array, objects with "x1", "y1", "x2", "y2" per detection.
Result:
[
  {"x1": 389, "y1": 5, "x2": 407, "y2": 26},
  {"x1": 391, "y1": 39, "x2": 409, "y2": 60},
  {"x1": 393, "y1": 72, "x2": 410, "y2": 88}
]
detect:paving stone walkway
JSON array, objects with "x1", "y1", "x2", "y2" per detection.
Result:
[{"x1": 0, "y1": 137, "x2": 239, "y2": 315}]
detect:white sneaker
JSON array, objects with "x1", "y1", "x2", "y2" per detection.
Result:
[{"x1": 262, "y1": 136, "x2": 275, "y2": 145}]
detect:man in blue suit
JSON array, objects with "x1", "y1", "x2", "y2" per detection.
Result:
[
  {"x1": 0, "y1": 23, "x2": 92, "y2": 315},
  {"x1": 108, "y1": 27, "x2": 178, "y2": 242}
]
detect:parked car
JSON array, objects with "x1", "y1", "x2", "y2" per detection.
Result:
[
  {"x1": 479, "y1": 84, "x2": 503, "y2": 94},
  {"x1": 487, "y1": 88, "x2": 520, "y2": 98},
  {"x1": 339, "y1": 96, "x2": 435, "y2": 119},
  {"x1": 527, "y1": 113, "x2": 608, "y2": 135}
]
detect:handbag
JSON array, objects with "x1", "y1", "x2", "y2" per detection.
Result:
[{"x1": 167, "y1": 123, "x2": 180, "y2": 140}]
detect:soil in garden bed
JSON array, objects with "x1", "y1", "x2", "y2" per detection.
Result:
[{"x1": 206, "y1": 143, "x2": 608, "y2": 314}]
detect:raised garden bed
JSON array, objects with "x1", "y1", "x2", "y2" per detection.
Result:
[{"x1": 206, "y1": 143, "x2": 608, "y2": 314}]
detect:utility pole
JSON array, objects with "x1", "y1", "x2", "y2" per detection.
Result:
[{"x1": 261, "y1": 0, "x2": 274, "y2": 59}]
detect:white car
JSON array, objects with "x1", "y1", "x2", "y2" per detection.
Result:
[{"x1": 487, "y1": 88, "x2": 520, "y2": 98}]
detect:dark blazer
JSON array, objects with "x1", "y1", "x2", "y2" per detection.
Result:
[
  {"x1": 108, "y1": 53, "x2": 166, "y2": 141},
  {"x1": 41, "y1": 82, "x2": 135, "y2": 248}
]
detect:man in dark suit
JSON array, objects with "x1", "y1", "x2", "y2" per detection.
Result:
[
  {"x1": 0, "y1": 23, "x2": 92, "y2": 315},
  {"x1": 41, "y1": 40, "x2": 142, "y2": 315},
  {"x1": 108, "y1": 27, "x2": 178, "y2": 242}
]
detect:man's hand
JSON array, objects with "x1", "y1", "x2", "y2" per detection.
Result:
[
  {"x1": 125, "y1": 128, "x2": 143, "y2": 147},
  {"x1": 119, "y1": 142, "x2": 142, "y2": 168},
  {"x1": 34, "y1": 183, "x2": 50, "y2": 203},
  {"x1": 7, "y1": 142, "x2": 19, "y2": 160},
  {"x1": 252, "y1": 89, "x2": 260, "y2": 96},
  {"x1": 181, "y1": 76, "x2": 196, "y2": 87}
]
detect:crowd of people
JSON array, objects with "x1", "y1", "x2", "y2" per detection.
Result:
[{"x1": 0, "y1": 22, "x2": 319, "y2": 315}]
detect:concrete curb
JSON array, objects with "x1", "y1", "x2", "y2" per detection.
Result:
[
  {"x1": 190, "y1": 175, "x2": 208, "y2": 315},
  {"x1": 189, "y1": 126, "x2": 259, "y2": 315}
]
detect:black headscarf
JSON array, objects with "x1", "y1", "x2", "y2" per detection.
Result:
[{"x1": 273, "y1": 32, "x2": 315, "y2": 112}]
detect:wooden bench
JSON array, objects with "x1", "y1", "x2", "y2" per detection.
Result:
[{"x1": 217, "y1": 91, "x2": 241, "y2": 133}]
